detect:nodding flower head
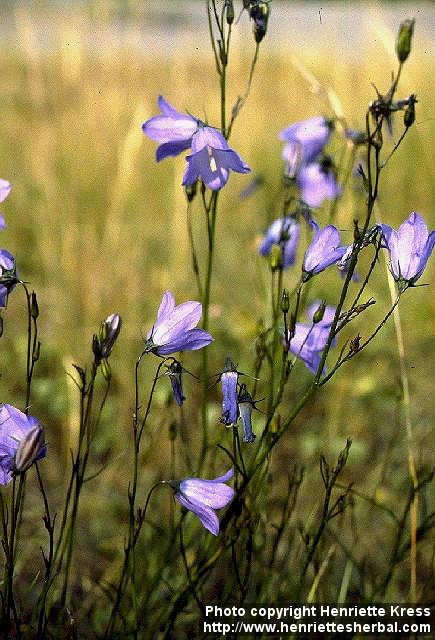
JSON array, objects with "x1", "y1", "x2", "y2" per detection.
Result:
[
  {"x1": 302, "y1": 223, "x2": 347, "y2": 279},
  {"x1": 259, "y1": 217, "x2": 301, "y2": 269},
  {"x1": 380, "y1": 212, "x2": 434, "y2": 291},
  {"x1": 145, "y1": 290, "x2": 213, "y2": 356},
  {"x1": 220, "y1": 358, "x2": 239, "y2": 426},
  {"x1": 279, "y1": 117, "x2": 332, "y2": 176},
  {"x1": 166, "y1": 360, "x2": 186, "y2": 407},
  {"x1": 0, "y1": 404, "x2": 47, "y2": 484},
  {"x1": 0, "y1": 249, "x2": 18, "y2": 308},
  {"x1": 297, "y1": 159, "x2": 341, "y2": 209},
  {"x1": 174, "y1": 468, "x2": 234, "y2": 535},
  {"x1": 183, "y1": 125, "x2": 250, "y2": 191},
  {"x1": 237, "y1": 384, "x2": 256, "y2": 444},
  {"x1": 142, "y1": 96, "x2": 198, "y2": 161},
  {"x1": 285, "y1": 302, "x2": 336, "y2": 374},
  {"x1": 142, "y1": 97, "x2": 250, "y2": 190}
]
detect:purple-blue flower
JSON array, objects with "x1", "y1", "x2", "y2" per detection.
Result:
[
  {"x1": 0, "y1": 249, "x2": 18, "y2": 308},
  {"x1": 279, "y1": 117, "x2": 331, "y2": 176},
  {"x1": 0, "y1": 179, "x2": 11, "y2": 230},
  {"x1": 141, "y1": 96, "x2": 197, "y2": 162},
  {"x1": 237, "y1": 384, "x2": 256, "y2": 444},
  {"x1": 303, "y1": 223, "x2": 347, "y2": 279},
  {"x1": 380, "y1": 212, "x2": 434, "y2": 288},
  {"x1": 220, "y1": 358, "x2": 238, "y2": 426},
  {"x1": 297, "y1": 161, "x2": 341, "y2": 208},
  {"x1": 259, "y1": 217, "x2": 301, "y2": 268},
  {"x1": 285, "y1": 302, "x2": 336, "y2": 374},
  {"x1": 0, "y1": 404, "x2": 47, "y2": 485},
  {"x1": 142, "y1": 97, "x2": 250, "y2": 190},
  {"x1": 175, "y1": 468, "x2": 234, "y2": 535},
  {"x1": 167, "y1": 360, "x2": 186, "y2": 406},
  {"x1": 183, "y1": 126, "x2": 250, "y2": 191},
  {"x1": 0, "y1": 179, "x2": 11, "y2": 204},
  {"x1": 146, "y1": 290, "x2": 213, "y2": 356}
]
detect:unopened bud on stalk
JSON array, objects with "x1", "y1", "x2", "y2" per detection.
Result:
[
  {"x1": 312, "y1": 300, "x2": 326, "y2": 324},
  {"x1": 184, "y1": 182, "x2": 197, "y2": 202},
  {"x1": 225, "y1": 0, "x2": 234, "y2": 25},
  {"x1": 281, "y1": 289, "x2": 290, "y2": 314},
  {"x1": 96, "y1": 313, "x2": 122, "y2": 361},
  {"x1": 396, "y1": 19, "x2": 415, "y2": 63},
  {"x1": 404, "y1": 94, "x2": 417, "y2": 128},
  {"x1": 30, "y1": 291, "x2": 39, "y2": 319},
  {"x1": 15, "y1": 424, "x2": 45, "y2": 473},
  {"x1": 250, "y1": 1, "x2": 270, "y2": 43}
]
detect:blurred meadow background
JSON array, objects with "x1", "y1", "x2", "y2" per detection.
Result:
[{"x1": 0, "y1": 0, "x2": 434, "y2": 635}]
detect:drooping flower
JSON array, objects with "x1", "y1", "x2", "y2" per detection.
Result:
[
  {"x1": 142, "y1": 97, "x2": 250, "y2": 190},
  {"x1": 279, "y1": 117, "x2": 332, "y2": 176},
  {"x1": 174, "y1": 468, "x2": 234, "y2": 535},
  {"x1": 0, "y1": 179, "x2": 11, "y2": 204},
  {"x1": 0, "y1": 249, "x2": 18, "y2": 308},
  {"x1": 141, "y1": 96, "x2": 197, "y2": 162},
  {"x1": 380, "y1": 212, "x2": 434, "y2": 289},
  {"x1": 237, "y1": 384, "x2": 256, "y2": 443},
  {"x1": 259, "y1": 216, "x2": 301, "y2": 269},
  {"x1": 302, "y1": 223, "x2": 347, "y2": 279},
  {"x1": 145, "y1": 290, "x2": 213, "y2": 356},
  {"x1": 166, "y1": 360, "x2": 186, "y2": 406},
  {"x1": 0, "y1": 179, "x2": 11, "y2": 230},
  {"x1": 297, "y1": 160, "x2": 341, "y2": 208},
  {"x1": 0, "y1": 404, "x2": 47, "y2": 484},
  {"x1": 285, "y1": 302, "x2": 337, "y2": 374},
  {"x1": 220, "y1": 358, "x2": 239, "y2": 426},
  {"x1": 183, "y1": 126, "x2": 250, "y2": 191}
]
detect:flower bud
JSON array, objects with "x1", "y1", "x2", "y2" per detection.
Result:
[
  {"x1": 281, "y1": 289, "x2": 290, "y2": 314},
  {"x1": 312, "y1": 300, "x2": 326, "y2": 324},
  {"x1": 249, "y1": 1, "x2": 270, "y2": 43},
  {"x1": 404, "y1": 94, "x2": 417, "y2": 128},
  {"x1": 185, "y1": 181, "x2": 197, "y2": 202},
  {"x1": 30, "y1": 291, "x2": 39, "y2": 319},
  {"x1": 97, "y1": 313, "x2": 122, "y2": 360},
  {"x1": 396, "y1": 19, "x2": 415, "y2": 63},
  {"x1": 225, "y1": 0, "x2": 234, "y2": 25},
  {"x1": 15, "y1": 424, "x2": 45, "y2": 473}
]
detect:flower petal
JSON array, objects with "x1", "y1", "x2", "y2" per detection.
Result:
[
  {"x1": 156, "y1": 139, "x2": 193, "y2": 161},
  {"x1": 0, "y1": 180, "x2": 11, "y2": 204},
  {"x1": 179, "y1": 477, "x2": 234, "y2": 509},
  {"x1": 175, "y1": 493, "x2": 220, "y2": 535},
  {"x1": 155, "y1": 328, "x2": 213, "y2": 355}
]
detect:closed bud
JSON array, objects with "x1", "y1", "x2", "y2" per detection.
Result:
[
  {"x1": 250, "y1": 1, "x2": 270, "y2": 43},
  {"x1": 281, "y1": 289, "x2": 290, "y2": 313},
  {"x1": 96, "y1": 313, "x2": 122, "y2": 361},
  {"x1": 30, "y1": 291, "x2": 39, "y2": 319},
  {"x1": 15, "y1": 424, "x2": 45, "y2": 473},
  {"x1": 312, "y1": 300, "x2": 326, "y2": 324},
  {"x1": 396, "y1": 19, "x2": 415, "y2": 63},
  {"x1": 225, "y1": 0, "x2": 234, "y2": 25},
  {"x1": 404, "y1": 94, "x2": 417, "y2": 128},
  {"x1": 184, "y1": 182, "x2": 197, "y2": 202}
]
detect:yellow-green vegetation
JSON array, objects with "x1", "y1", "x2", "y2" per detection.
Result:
[{"x1": 0, "y1": 2, "x2": 433, "y2": 632}]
